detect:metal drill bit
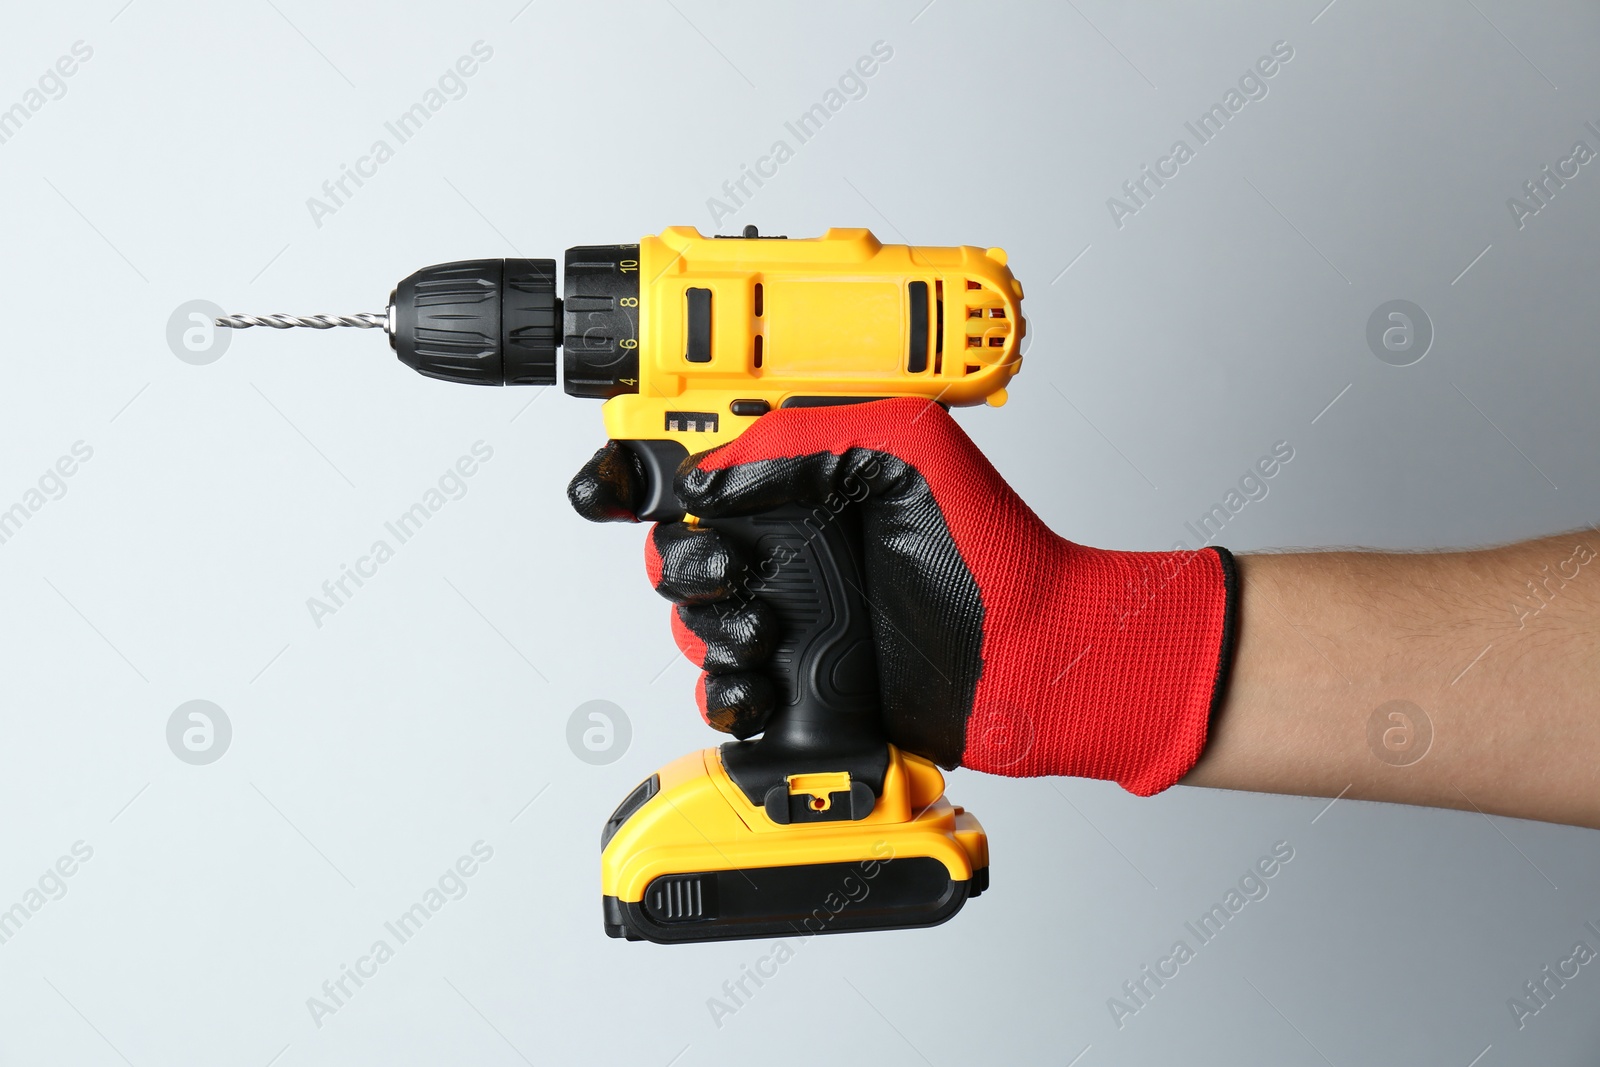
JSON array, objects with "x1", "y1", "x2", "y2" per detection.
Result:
[{"x1": 215, "y1": 312, "x2": 388, "y2": 331}]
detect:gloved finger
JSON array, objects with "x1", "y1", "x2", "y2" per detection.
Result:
[
  {"x1": 696, "y1": 671, "x2": 777, "y2": 739},
  {"x1": 645, "y1": 522, "x2": 744, "y2": 604},
  {"x1": 567, "y1": 441, "x2": 646, "y2": 523},
  {"x1": 671, "y1": 598, "x2": 778, "y2": 673},
  {"x1": 675, "y1": 397, "x2": 970, "y2": 518}
]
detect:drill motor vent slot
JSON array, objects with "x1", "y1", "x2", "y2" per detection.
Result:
[{"x1": 960, "y1": 277, "x2": 1013, "y2": 363}]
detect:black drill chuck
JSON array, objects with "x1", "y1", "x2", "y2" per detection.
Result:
[
  {"x1": 389, "y1": 259, "x2": 561, "y2": 386},
  {"x1": 388, "y1": 246, "x2": 642, "y2": 395}
]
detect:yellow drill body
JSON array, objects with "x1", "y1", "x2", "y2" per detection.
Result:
[{"x1": 600, "y1": 227, "x2": 1025, "y2": 449}]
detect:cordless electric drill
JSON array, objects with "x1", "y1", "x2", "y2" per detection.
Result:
[{"x1": 221, "y1": 225, "x2": 1026, "y2": 943}]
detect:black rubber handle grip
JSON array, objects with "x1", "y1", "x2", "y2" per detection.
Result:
[
  {"x1": 710, "y1": 506, "x2": 882, "y2": 739},
  {"x1": 708, "y1": 504, "x2": 890, "y2": 817},
  {"x1": 618, "y1": 439, "x2": 889, "y2": 819}
]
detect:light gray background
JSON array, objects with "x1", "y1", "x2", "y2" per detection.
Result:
[{"x1": 1, "y1": 0, "x2": 1597, "y2": 1064}]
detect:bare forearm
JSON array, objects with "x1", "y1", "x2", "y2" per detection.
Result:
[{"x1": 1183, "y1": 534, "x2": 1600, "y2": 828}]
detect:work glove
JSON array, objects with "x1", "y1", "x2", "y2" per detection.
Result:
[{"x1": 567, "y1": 397, "x2": 1237, "y2": 796}]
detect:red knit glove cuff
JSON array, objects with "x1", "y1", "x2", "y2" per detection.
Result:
[{"x1": 962, "y1": 543, "x2": 1238, "y2": 796}]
